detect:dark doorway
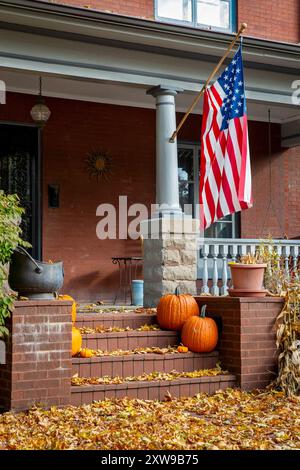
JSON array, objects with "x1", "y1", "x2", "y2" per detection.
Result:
[{"x1": 0, "y1": 123, "x2": 41, "y2": 259}]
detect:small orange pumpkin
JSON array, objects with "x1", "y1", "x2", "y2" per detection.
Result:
[
  {"x1": 59, "y1": 295, "x2": 77, "y2": 323},
  {"x1": 72, "y1": 326, "x2": 82, "y2": 356},
  {"x1": 157, "y1": 287, "x2": 199, "y2": 331},
  {"x1": 177, "y1": 345, "x2": 189, "y2": 353},
  {"x1": 80, "y1": 348, "x2": 93, "y2": 358},
  {"x1": 181, "y1": 305, "x2": 218, "y2": 353}
]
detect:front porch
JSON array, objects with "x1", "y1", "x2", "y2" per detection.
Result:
[
  {"x1": 0, "y1": 2, "x2": 299, "y2": 304},
  {"x1": 0, "y1": 87, "x2": 299, "y2": 303},
  {"x1": 0, "y1": 1, "x2": 299, "y2": 417}
]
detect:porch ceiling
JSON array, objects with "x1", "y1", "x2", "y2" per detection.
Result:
[
  {"x1": 1, "y1": 69, "x2": 298, "y2": 125},
  {"x1": 0, "y1": 1, "x2": 298, "y2": 123}
]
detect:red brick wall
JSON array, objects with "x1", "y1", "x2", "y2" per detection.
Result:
[
  {"x1": 0, "y1": 93, "x2": 299, "y2": 300},
  {"x1": 39, "y1": 0, "x2": 300, "y2": 44},
  {"x1": 0, "y1": 92, "x2": 155, "y2": 302},
  {"x1": 39, "y1": 0, "x2": 154, "y2": 19},
  {"x1": 0, "y1": 301, "x2": 72, "y2": 411},
  {"x1": 238, "y1": 0, "x2": 300, "y2": 43},
  {"x1": 240, "y1": 122, "x2": 291, "y2": 239},
  {"x1": 195, "y1": 296, "x2": 284, "y2": 390}
]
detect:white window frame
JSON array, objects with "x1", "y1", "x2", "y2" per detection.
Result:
[{"x1": 155, "y1": 0, "x2": 236, "y2": 33}]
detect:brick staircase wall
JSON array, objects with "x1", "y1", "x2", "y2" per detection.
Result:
[
  {"x1": 0, "y1": 300, "x2": 72, "y2": 411},
  {"x1": 195, "y1": 296, "x2": 284, "y2": 390}
]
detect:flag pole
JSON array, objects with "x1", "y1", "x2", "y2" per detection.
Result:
[{"x1": 169, "y1": 23, "x2": 247, "y2": 143}]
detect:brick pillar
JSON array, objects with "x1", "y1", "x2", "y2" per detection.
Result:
[
  {"x1": 195, "y1": 296, "x2": 284, "y2": 390},
  {"x1": 0, "y1": 300, "x2": 72, "y2": 411}
]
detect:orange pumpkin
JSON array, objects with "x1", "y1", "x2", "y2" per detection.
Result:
[
  {"x1": 80, "y1": 348, "x2": 93, "y2": 358},
  {"x1": 72, "y1": 326, "x2": 82, "y2": 356},
  {"x1": 59, "y1": 295, "x2": 77, "y2": 323},
  {"x1": 181, "y1": 305, "x2": 218, "y2": 353},
  {"x1": 157, "y1": 287, "x2": 199, "y2": 331},
  {"x1": 177, "y1": 345, "x2": 189, "y2": 353}
]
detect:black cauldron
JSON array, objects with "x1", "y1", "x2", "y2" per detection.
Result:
[{"x1": 8, "y1": 246, "x2": 64, "y2": 300}]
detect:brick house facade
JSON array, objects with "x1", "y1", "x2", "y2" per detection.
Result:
[
  {"x1": 40, "y1": 0, "x2": 300, "y2": 43},
  {"x1": 0, "y1": 1, "x2": 299, "y2": 301}
]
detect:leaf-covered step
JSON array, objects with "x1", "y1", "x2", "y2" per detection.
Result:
[
  {"x1": 76, "y1": 311, "x2": 157, "y2": 329},
  {"x1": 71, "y1": 373, "x2": 236, "y2": 404},
  {"x1": 72, "y1": 366, "x2": 227, "y2": 386},
  {"x1": 72, "y1": 350, "x2": 219, "y2": 378},
  {"x1": 81, "y1": 329, "x2": 179, "y2": 351}
]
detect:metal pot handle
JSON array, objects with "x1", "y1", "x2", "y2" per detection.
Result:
[{"x1": 15, "y1": 246, "x2": 43, "y2": 274}]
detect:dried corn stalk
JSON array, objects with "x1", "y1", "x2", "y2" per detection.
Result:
[{"x1": 272, "y1": 282, "x2": 300, "y2": 396}]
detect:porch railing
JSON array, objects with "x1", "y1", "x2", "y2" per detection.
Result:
[{"x1": 197, "y1": 238, "x2": 300, "y2": 296}]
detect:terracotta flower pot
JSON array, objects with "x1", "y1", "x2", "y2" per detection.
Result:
[{"x1": 228, "y1": 263, "x2": 267, "y2": 297}]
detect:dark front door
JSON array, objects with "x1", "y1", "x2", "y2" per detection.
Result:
[{"x1": 0, "y1": 123, "x2": 41, "y2": 259}]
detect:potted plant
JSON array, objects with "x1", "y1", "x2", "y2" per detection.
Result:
[{"x1": 228, "y1": 253, "x2": 267, "y2": 297}]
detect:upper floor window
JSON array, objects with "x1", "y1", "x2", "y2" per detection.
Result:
[{"x1": 156, "y1": 0, "x2": 235, "y2": 32}]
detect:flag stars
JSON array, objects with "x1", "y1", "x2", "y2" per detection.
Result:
[{"x1": 218, "y1": 47, "x2": 246, "y2": 130}]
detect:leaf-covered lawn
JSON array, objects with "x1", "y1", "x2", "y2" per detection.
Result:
[{"x1": 0, "y1": 389, "x2": 299, "y2": 450}]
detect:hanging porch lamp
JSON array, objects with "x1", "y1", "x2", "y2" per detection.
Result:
[{"x1": 30, "y1": 77, "x2": 51, "y2": 127}]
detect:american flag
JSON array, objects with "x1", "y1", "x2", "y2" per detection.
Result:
[{"x1": 200, "y1": 46, "x2": 252, "y2": 229}]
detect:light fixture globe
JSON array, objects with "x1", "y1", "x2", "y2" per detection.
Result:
[{"x1": 30, "y1": 77, "x2": 51, "y2": 127}]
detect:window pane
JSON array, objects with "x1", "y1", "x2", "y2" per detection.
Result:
[
  {"x1": 205, "y1": 218, "x2": 233, "y2": 238},
  {"x1": 178, "y1": 147, "x2": 194, "y2": 181},
  {"x1": 197, "y1": 0, "x2": 230, "y2": 29},
  {"x1": 179, "y1": 181, "x2": 194, "y2": 212},
  {"x1": 157, "y1": 0, "x2": 192, "y2": 22},
  {"x1": 178, "y1": 147, "x2": 194, "y2": 213}
]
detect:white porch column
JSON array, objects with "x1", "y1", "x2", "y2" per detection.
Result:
[
  {"x1": 142, "y1": 85, "x2": 199, "y2": 307},
  {"x1": 147, "y1": 85, "x2": 183, "y2": 216}
]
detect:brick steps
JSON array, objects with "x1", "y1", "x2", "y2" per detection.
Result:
[
  {"x1": 72, "y1": 351, "x2": 219, "y2": 378},
  {"x1": 81, "y1": 330, "x2": 179, "y2": 350},
  {"x1": 71, "y1": 373, "x2": 236, "y2": 405},
  {"x1": 73, "y1": 309, "x2": 236, "y2": 403},
  {"x1": 76, "y1": 312, "x2": 157, "y2": 329}
]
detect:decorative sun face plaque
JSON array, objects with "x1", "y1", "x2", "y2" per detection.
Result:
[{"x1": 85, "y1": 150, "x2": 113, "y2": 181}]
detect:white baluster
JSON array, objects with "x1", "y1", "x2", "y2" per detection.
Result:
[
  {"x1": 240, "y1": 244, "x2": 247, "y2": 262},
  {"x1": 292, "y1": 245, "x2": 299, "y2": 279},
  {"x1": 277, "y1": 245, "x2": 282, "y2": 270},
  {"x1": 201, "y1": 243, "x2": 210, "y2": 294},
  {"x1": 211, "y1": 244, "x2": 219, "y2": 296},
  {"x1": 284, "y1": 245, "x2": 291, "y2": 280},
  {"x1": 221, "y1": 245, "x2": 229, "y2": 296},
  {"x1": 231, "y1": 244, "x2": 238, "y2": 263}
]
